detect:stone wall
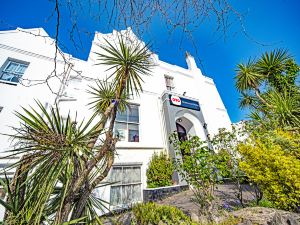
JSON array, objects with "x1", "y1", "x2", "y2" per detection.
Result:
[{"x1": 143, "y1": 184, "x2": 189, "y2": 202}]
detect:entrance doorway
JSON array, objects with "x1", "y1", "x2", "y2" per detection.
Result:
[
  {"x1": 176, "y1": 122, "x2": 191, "y2": 157},
  {"x1": 176, "y1": 122, "x2": 187, "y2": 141}
]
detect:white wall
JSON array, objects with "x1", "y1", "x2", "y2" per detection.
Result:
[{"x1": 0, "y1": 28, "x2": 72, "y2": 153}]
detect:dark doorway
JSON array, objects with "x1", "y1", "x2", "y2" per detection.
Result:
[
  {"x1": 176, "y1": 122, "x2": 190, "y2": 158},
  {"x1": 176, "y1": 122, "x2": 187, "y2": 141}
]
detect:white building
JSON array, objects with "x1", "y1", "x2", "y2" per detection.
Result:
[{"x1": 0, "y1": 27, "x2": 231, "y2": 214}]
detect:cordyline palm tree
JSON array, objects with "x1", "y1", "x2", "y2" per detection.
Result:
[
  {"x1": 62, "y1": 35, "x2": 152, "y2": 223},
  {"x1": 1, "y1": 101, "x2": 102, "y2": 224},
  {"x1": 235, "y1": 59, "x2": 270, "y2": 107},
  {"x1": 255, "y1": 49, "x2": 291, "y2": 91},
  {"x1": 1, "y1": 33, "x2": 153, "y2": 224},
  {"x1": 235, "y1": 49, "x2": 300, "y2": 130}
]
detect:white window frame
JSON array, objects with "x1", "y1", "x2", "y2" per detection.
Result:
[
  {"x1": 109, "y1": 164, "x2": 142, "y2": 209},
  {"x1": 114, "y1": 104, "x2": 140, "y2": 142},
  {"x1": 0, "y1": 58, "x2": 29, "y2": 84}
]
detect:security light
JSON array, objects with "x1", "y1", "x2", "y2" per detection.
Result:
[{"x1": 176, "y1": 118, "x2": 182, "y2": 123}]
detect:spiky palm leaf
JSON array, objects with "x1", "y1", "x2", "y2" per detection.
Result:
[
  {"x1": 256, "y1": 49, "x2": 290, "y2": 78},
  {"x1": 0, "y1": 101, "x2": 106, "y2": 224},
  {"x1": 87, "y1": 80, "x2": 129, "y2": 115},
  {"x1": 235, "y1": 59, "x2": 263, "y2": 92},
  {"x1": 95, "y1": 34, "x2": 153, "y2": 96},
  {"x1": 239, "y1": 92, "x2": 258, "y2": 109},
  {"x1": 265, "y1": 89, "x2": 300, "y2": 128}
]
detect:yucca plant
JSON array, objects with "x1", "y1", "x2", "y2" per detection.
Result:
[
  {"x1": 0, "y1": 101, "x2": 105, "y2": 224},
  {"x1": 87, "y1": 79, "x2": 129, "y2": 115},
  {"x1": 0, "y1": 32, "x2": 153, "y2": 224},
  {"x1": 235, "y1": 49, "x2": 300, "y2": 130}
]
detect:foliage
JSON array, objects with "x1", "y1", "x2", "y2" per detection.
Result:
[
  {"x1": 0, "y1": 33, "x2": 153, "y2": 224},
  {"x1": 170, "y1": 133, "x2": 229, "y2": 216},
  {"x1": 235, "y1": 49, "x2": 300, "y2": 130},
  {"x1": 132, "y1": 202, "x2": 241, "y2": 225},
  {"x1": 0, "y1": 102, "x2": 108, "y2": 225},
  {"x1": 213, "y1": 149, "x2": 233, "y2": 179},
  {"x1": 94, "y1": 35, "x2": 152, "y2": 96},
  {"x1": 238, "y1": 130, "x2": 300, "y2": 211},
  {"x1": 146, "y1": 152, "x2": 174, "y2": 188},
  {"x1": 248, "y1": 199, "x2": 275, "y2": 208},
  {"x1": 132, "y1": 202, "x2": 196, "y2": 225},
  {"x1": 87, "y1": 80, "x2": 129, "y2": 115},
  {"x1": 210, "y1": 124, "x2": 263, "y2": 207},
  {"x1": 216, "y1": 215, "x2": 241, "y2": 225},
  {"x1": 234, "y1": 49, "x2": 300, "y2": 211}
]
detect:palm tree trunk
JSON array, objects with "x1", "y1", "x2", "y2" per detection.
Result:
[
  {"x1": 70, "y1": 154, "x2": 115, "y2": 220},
  {"x1": 56, "y1": 70, "x2": 129, "y2": 223},
  {"x1": 70, "y1": 76, "x2": 125, "y2": 221},
  {"x1": 254, "y1": 88, "x2": 273, "y2": 108}
]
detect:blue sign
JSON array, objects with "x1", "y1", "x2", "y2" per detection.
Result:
[{"x1": 169, "y1": 95, "x2": 200, "y2": 111}]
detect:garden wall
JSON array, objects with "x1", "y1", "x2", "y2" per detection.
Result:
[{"x1": 143, "y1": 184, "x2": 189, "y2": 202}]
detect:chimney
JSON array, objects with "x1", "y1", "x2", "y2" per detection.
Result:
[{"x1": 185, "y1": 51, "x2": 198, "y2": 70}]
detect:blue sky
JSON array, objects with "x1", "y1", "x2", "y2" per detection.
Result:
[{"x1": 1, "y1": 0, "x2": 300, "y2": 122}]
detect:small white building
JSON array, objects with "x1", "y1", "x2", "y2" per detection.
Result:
[{"x1": 0, "y1": 27, "x2": 231, "y2": 214}]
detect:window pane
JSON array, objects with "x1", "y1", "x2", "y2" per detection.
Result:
[
  {"x1": 132, "y1": 184, "x2": 142, "y2": 202},
  {"x1": 122, "y1": 167, "x2": 130, "y2": 184},
  {"x1": 1, "y1": 73, "x2": 16, "y2": 82},
  {"x1": 16, "y1": 64, "x2": 28, "y2": 74},
  {"x1": 110, "y1": 167, "x2": 122, "y2": 184},
  {"x1": 4, "y1": 62, "x2": 18, "y2": 72},
  {"x1": 110, "y1": 186, "x2": 121, "y2": 205},
  {"x1": 116, "y1": 110, "x2": 127, "y2": 122},
  {"x1": 165, "y1": 76, "x2": 174, "y2": 89},
  {"x1": 131, "y1": 167, "x2": 141, "y2": 183},
  {"x1": 122, "y1": 167, "x2": 141, "y2": 184},
  {"x1": 122, "y1": 185, "x2": 133, "y2": 204},
  {"x1": 114, "y1": 122, "x2": 127, "y2": 141},
  {"x1": 128, "y1": 105, "x2": 139, "y2": 123},
  {"x1": 165, "y1": 77, "x2": 170, "y2": 86},
  {"x1": 128, "y1": 124, "x2": 139, "y2": 142},
  {"x1": 122, "y1": 167, "x2": 134, "y2": 184}
]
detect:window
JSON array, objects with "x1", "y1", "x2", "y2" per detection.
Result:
[
  {"x1": 115, "y1": 104, "x2": 139, "y2": 142},
  {"x1": 165, "y1": 75, "x2": 174, "y2": 91},
  {"x1": 0, "y1": 59, "x2": 29, "y2": 83},
  {"x1": 110, "y1": 165, "x2": 142, "y2": 207}
]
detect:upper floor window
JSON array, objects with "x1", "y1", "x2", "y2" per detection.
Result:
[
  {"x1": 0, "y1": 58, "x2": 29, "y2": 84},
  {"x1": 165, "y1": 75, "x2": 174, "y2": 91},
  {"x1": 115, "y1": 104, "x2": 139, "y2": 142}
]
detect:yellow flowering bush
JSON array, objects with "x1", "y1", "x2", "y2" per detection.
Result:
[{"x1": 238, "y1": 130, "x2": 300, "y2": 211}]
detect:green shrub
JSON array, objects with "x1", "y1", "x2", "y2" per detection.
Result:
[
  {"x1": 170, "y1": 134, "x2": 231, "y2": 214},
  {"x1": 132, "y1": 202, "x2": 196, "y2": 225},
  {"x1": 249, "y1": 198, "x2": 274, "y2": 208},
  {"x1": 146, "y1": 152, "x2": 174, "y2": 188},
  {"x1": 238, "y1": 130, "x2": 300, "y2": 211}
]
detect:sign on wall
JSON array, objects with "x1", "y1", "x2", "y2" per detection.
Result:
[{"x1": 169, "y1": 95, "x2": 200, "y2": 111}]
